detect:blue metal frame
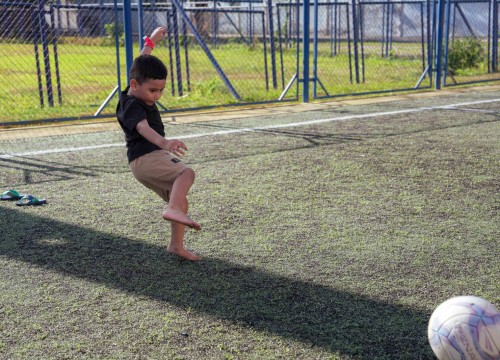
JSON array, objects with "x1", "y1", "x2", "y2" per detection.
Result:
[
  {"x1": 443, "y1": 0, "x2": 453, "y2": 85},
  {"x1": 453, "y1": 3, "x2": 476, "y2": 38},
  {"x1": 30, "y1": 4, "x2": 44, "y2": 108},
  {"x1": 171, "y1": 5, "x2": 184, "y2": 96},
  {"x1": 212, "y1": 0, "x2": 218, "y2": 48},
  {"x1": 492, "y1": 0, "x2": 499, "y2": 72},
  {"x1": 415, "y1": 0, "x2": 433, "y2": 90},
  {"x1": 95, "y1": 0, "x2": 122, "y2": 116},
  {"x1": 114, "y1": 0, "x2": 122, "y2": 93},
  {"x1": 277, "y1": 3, "x2": 286, "y2": 88},
  {"x1": 351, "y1": 0, "x2": 360, "y2": 84},
  {"x1": 169, "y1": 0, "x2": 241, "y2": 100},
  {"x1": 263, "y1": 12, "x2": 270, "y2": 91},
  {"x1": 303, "y1": 0, "x2": 311, "y2": 102},
  {"x1": 420, "y1": 2, "x2": 425, "y2": 72},
  {"x1": 123, "y1": 0, "x2": 134, "y2": 84},
  {"x1": 181, "y1": 10, "x2": 191, "y2": 92},
  {"x1": 435, "y1": 0, "x2": 446, "y2": 89},
  {"x1": 359, "y1": 1, "x2": 365, "y2": 83},
  {"x1": 346, "y1": 3, "x2": 353, "y2": 84},
  {"x1": 138, "y1": 0, "x2": 145, "y2": 49},
  {"x1": 267, "y1": 0, "x2": 278, "y2": 89},
  {"x1": 312, "y1": 0, "x2": 319, "y2": 97},
  {"x1": 5, "y1": 0, "x2": 500, "y2": 126},
  {"x1": 166, "y1": 9, "x2": 176, "y2": 96},
  {"x1": 276, "y1": 0, "x2": 308, "y2": 100},
  {"x1": 49, "y1": 4, "x2": 62, "y2": 106},
  {"x1": 37, "y1": 0, "x2": 54, "y2": 106}
]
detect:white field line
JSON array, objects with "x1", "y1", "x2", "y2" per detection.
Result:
[{"x1": 1, "y1": 97, "x2": 499, "y2": 160}]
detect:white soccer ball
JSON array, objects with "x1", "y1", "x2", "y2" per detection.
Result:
[{"x1": 428, "y1": 295, "x2": 500, "y2": 360}]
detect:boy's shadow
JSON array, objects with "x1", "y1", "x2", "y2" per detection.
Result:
[{"x1": 0, "y1": 206, "x2": 433, "y2": 358}]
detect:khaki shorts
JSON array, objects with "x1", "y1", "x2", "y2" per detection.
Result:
[{"x1": 129, "y1": 149, "x2": 190, "y2": 202}]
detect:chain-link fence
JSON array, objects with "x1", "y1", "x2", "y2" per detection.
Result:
[
  {"x1": 306, "y1": 0, "x2": 433, "y2": 98},
  {"x1": 0, "y1": 0, "x2": 294, "y2": 123},
  {"x1": 444, "y1": 0, "x2": 499, "y2": 86},
  {"x1": 0, "y1": 0, "x2": 124, "y2": 123},
  {"x1": 0, "y1": 0, "x2": 499, "y2": 124}
]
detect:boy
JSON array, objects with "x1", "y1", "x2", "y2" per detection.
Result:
[{"x1": 117, "y1": 27, "x2": 201, "y2": 261}]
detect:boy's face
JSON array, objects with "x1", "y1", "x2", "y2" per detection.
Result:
[{"x1": 129, "y1": 78, "x2": 166, "y2": 106}]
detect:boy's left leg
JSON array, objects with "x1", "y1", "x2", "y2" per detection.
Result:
[{"x1": 129, "y1": 150, "x2": 201, "y2": 260}]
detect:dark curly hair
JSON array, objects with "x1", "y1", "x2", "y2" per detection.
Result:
[{"x1": 129, "y1": 55, "x2": 168, "y2": 84}]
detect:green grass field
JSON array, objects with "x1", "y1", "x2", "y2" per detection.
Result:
[{"x1": 0, "y1": 89, "x2": 499, "y2": 359}]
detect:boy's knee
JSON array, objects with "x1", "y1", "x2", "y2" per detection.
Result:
[{"x1": 183, "y1": 167, "x2": 196, "y2": 181}]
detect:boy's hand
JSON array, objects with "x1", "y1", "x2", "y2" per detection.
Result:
[
  {"x1": 141, "y1": 27, "x2": 166, "y2": 55},
  {"x1": 150, "y1": 27, "x2": 167, "y2": 45},
  {"x1": 165, "y1": 139, "x2": 188, "y2": 157}
]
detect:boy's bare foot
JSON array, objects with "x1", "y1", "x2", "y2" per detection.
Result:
[
  {"x1": 167, "y1": 246, "x2": 200, "y2": 261},
  {"x1": 162, "y1": 208, "x2": 202, "y2": 230}
]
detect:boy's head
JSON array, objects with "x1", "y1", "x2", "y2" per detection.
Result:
[
  {"x1": 128, "y1": 55, "x2": 168, "y2": 106},
  {"x1": 130, "y1": 54, "x2": 167, "y2": 84}
]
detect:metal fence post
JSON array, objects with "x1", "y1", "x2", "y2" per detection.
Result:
[
  {"x1": 30, "y1": 4, "x2": 44, "y2": 108},
  {"x1": 434, "y1": 0, "x2": 446, "y2": 89},
  {"x1": 491, "y1": 0, "x2": 499, "y2": 72},
  {"x1": 302, "y1": 0, "x2": 310, "y2": 102},
  {"x1": 123, "y1": 0, "x2": 134, "y2": 84},
  {"x1": 267, "y1": 0, "x2": 277, "y2": 89},
  {"x1": 312, "y1": 0, "x2": 318, "y2": 97},
  {"x1": 138, "y1": 0, "x2": 144, "y2": 49},
  {"x1": 351, "y1": 0, "x2": 360, "y2": 84},
  {"x1": 37, "y1": 0, "x2": 54, "y2": 106},
  {"x1": 442, "y1": 0, "x2": 452, "y2": 86}
]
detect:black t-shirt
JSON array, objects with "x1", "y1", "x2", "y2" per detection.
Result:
[{"x1": 116, "y1": 86, "x2": 165, "y2": 163}]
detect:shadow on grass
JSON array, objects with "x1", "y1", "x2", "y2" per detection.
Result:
[
  {"x1": 0, "y1": 156, "x2": 100, "y2": 183},
  {"x1": 0, "y1": 206, "x2": 433, "y2": 358},
  {"x1": 0, "y1": 155, "x2": 127, "y2": 185}
]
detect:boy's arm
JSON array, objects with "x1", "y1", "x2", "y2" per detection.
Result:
[
  {"x1": 137, "y1": 27, "x2": 185, "y2": 156},
  {"x1": 140, "y1": 27, "x2": 167, "y2": 56},
  {"x1": 136, "y1": 119, "x2": 187, "y2": 157}
]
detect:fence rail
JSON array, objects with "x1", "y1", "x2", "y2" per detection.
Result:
[{"x1": 0, "y1": 0, "x2": 499, "y2": 124}]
